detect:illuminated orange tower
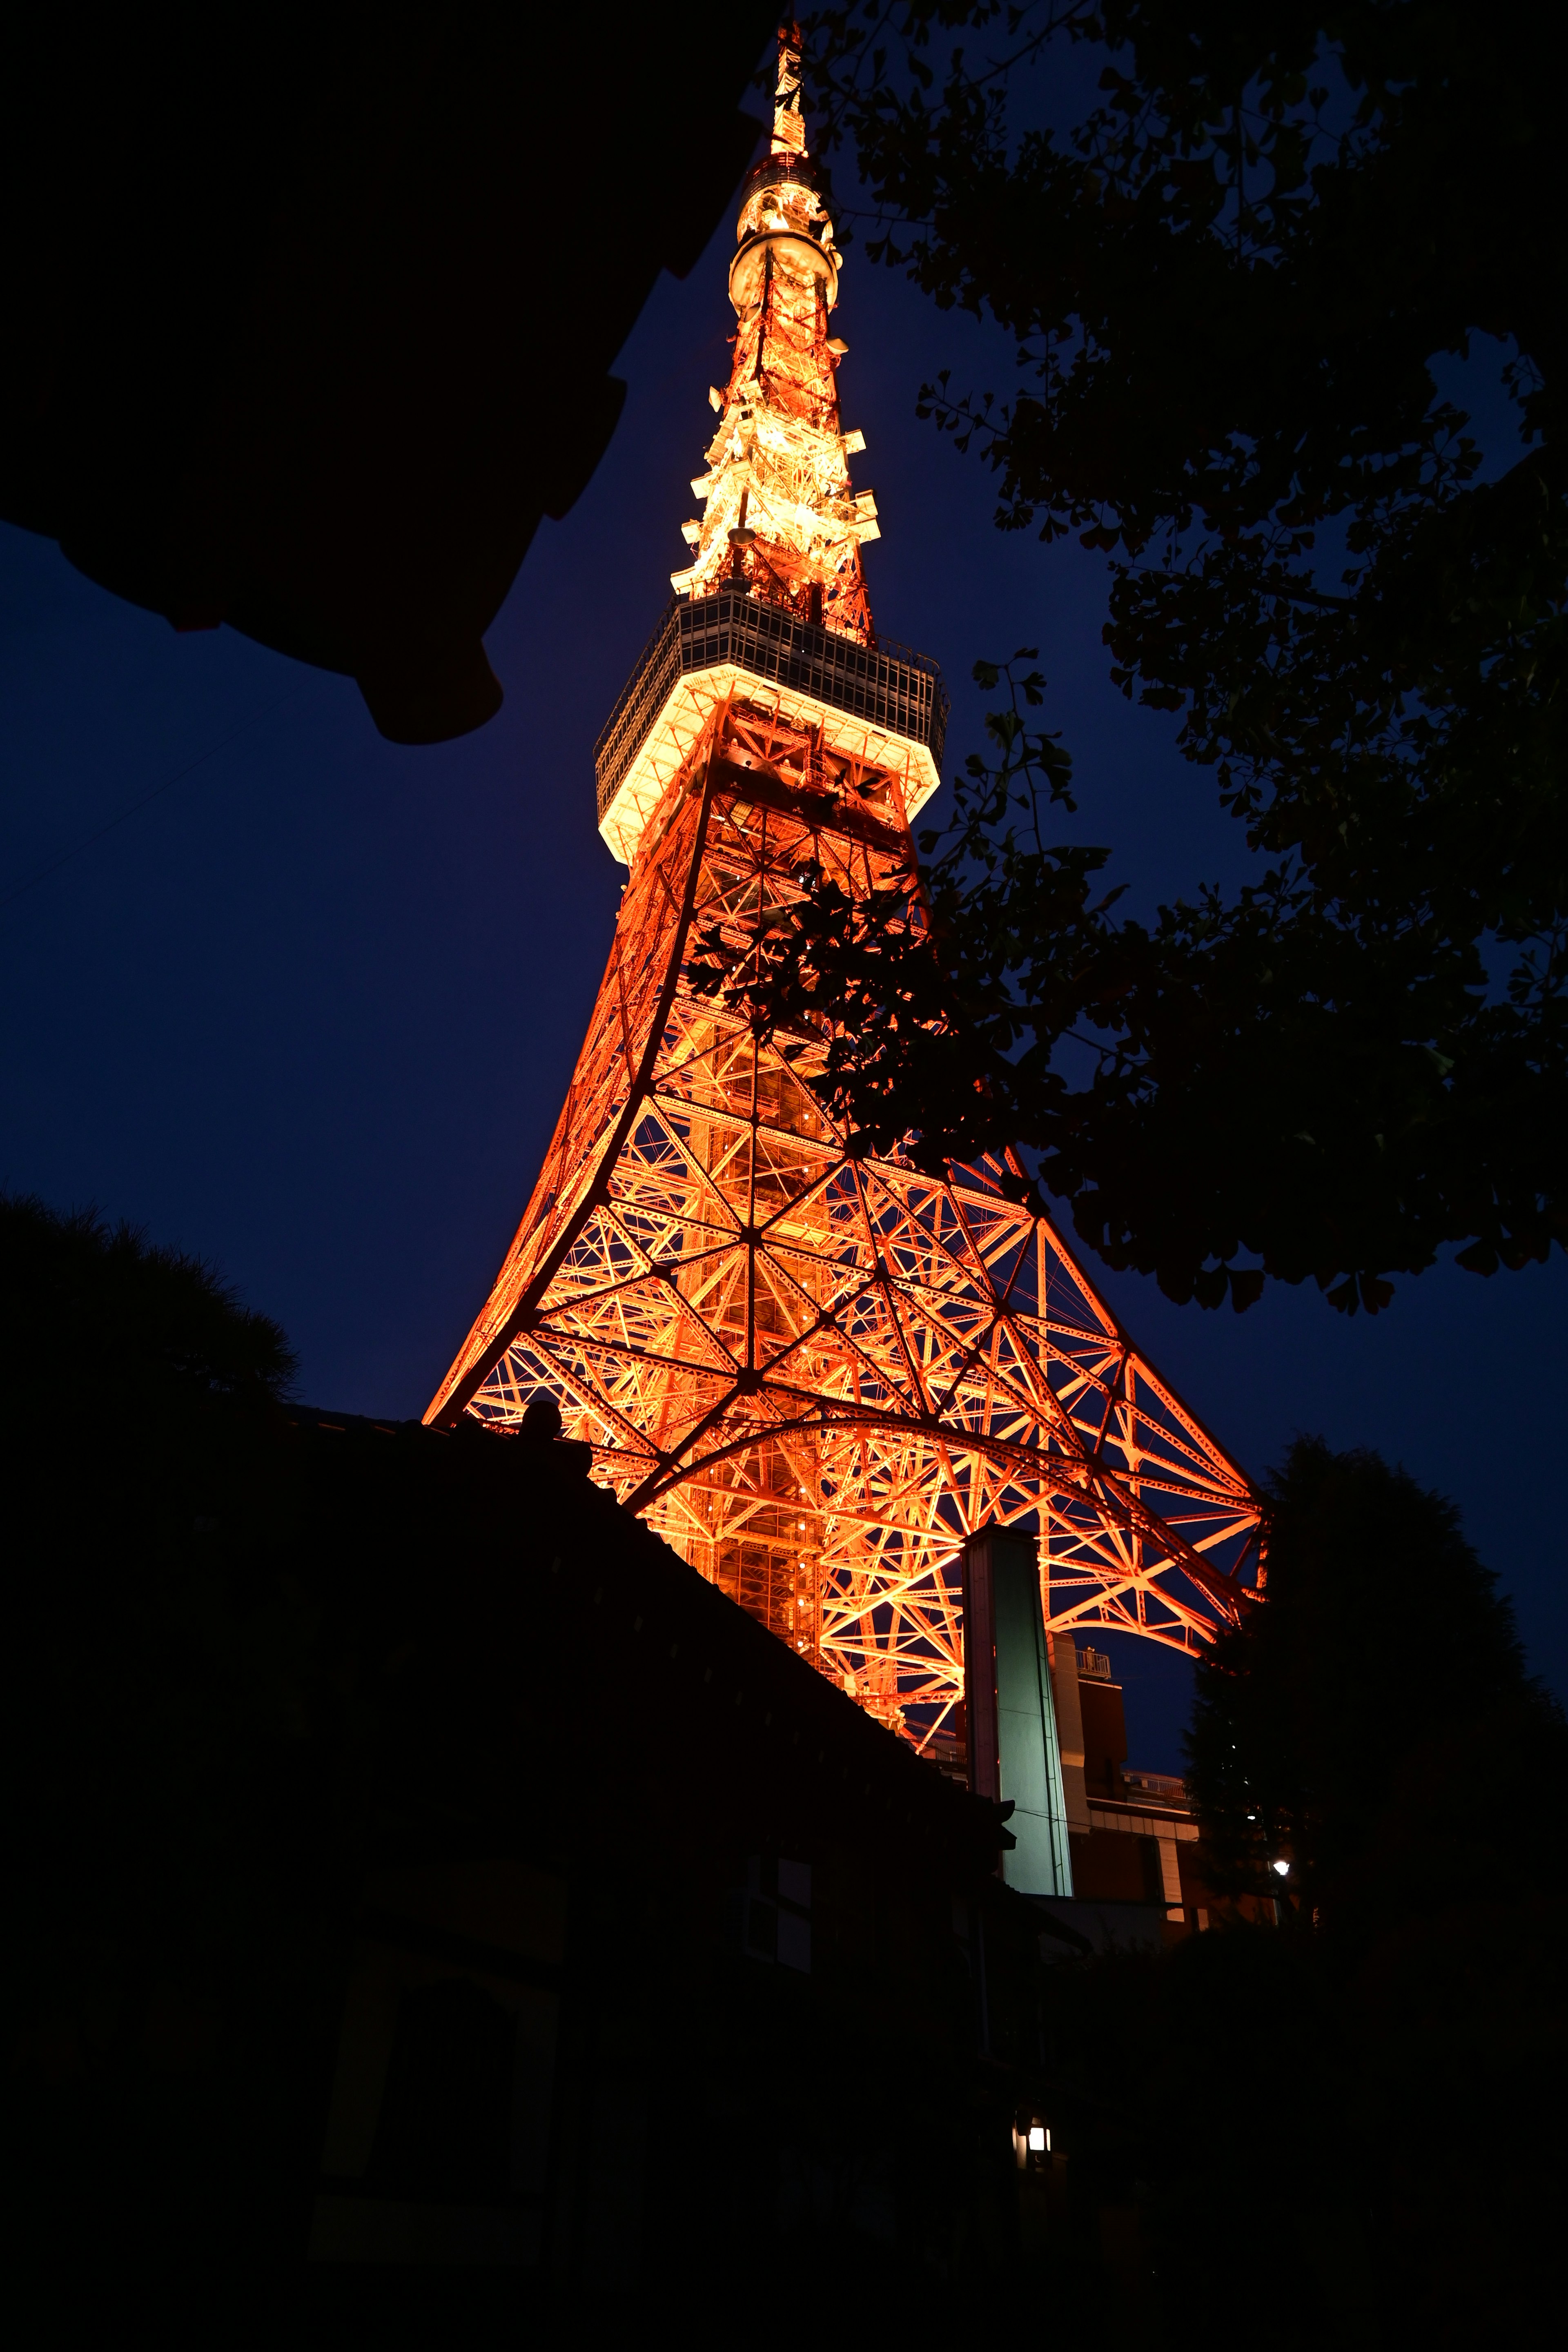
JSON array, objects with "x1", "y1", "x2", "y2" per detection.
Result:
[{"x1": 428, "y1": 27, "x2": 1263, "y2": 1745}]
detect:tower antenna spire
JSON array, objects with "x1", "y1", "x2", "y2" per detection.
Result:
[
  {"x1": 773, "y1": 17, "x2": 807, "y2": 158},
  {"x1": 664, "y1": 16, "x2": 872, "y2": 636}
]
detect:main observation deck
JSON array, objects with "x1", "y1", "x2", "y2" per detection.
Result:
[{"x1": 595, "y1": 587, "x2": 949, "y2": 865}]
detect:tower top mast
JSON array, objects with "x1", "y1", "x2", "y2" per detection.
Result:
[
  {"x1": 668, "y1": 19, "x2": 876, "y2": 638},
  {"x1": 594, "y1": 20, "x2": 937, "y2": 870},
  {"x1": 772, "y1": 16, "x2": 806, "y2": 156}
]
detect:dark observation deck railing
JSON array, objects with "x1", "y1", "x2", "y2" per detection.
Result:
[{"x1": 595, "y1": 588, "x2": 949, "y2": 822}]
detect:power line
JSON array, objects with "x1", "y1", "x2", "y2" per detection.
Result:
[{"x1": 0, "y1": 682, "x2": 303, "y2": 915}]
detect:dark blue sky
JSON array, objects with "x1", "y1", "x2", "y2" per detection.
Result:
[{"x1": 3, "y1": 196, "x2": 1561, "y2": 1769}]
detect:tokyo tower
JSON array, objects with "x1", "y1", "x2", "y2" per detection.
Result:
[{"x1": 427, "y1": 26, "x2": 1263, "y2": 1747}]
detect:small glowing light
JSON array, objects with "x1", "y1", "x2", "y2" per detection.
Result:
[
  {"x1": 1272, "y1": 1859, "x2": 1290, "y2": 1878},
  {"x1": 1028, "y1": 2125, "x2": 1045, "y2": 2152}
]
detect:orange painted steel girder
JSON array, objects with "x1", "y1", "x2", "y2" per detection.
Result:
[{"x1": 429, "y1": 691, "x2": 1263, "y2": 1739}]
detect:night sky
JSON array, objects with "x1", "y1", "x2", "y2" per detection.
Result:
[{"x1": 3, "y1": 184, "x2": 1562, "y2": 1771}]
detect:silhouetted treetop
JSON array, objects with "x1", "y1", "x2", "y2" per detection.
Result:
[
  {"x1": 1183, "y1": 1434, "x2": 1548, "y2": 1913},
  {"x1": 0, "y1": 1193, "x2": 296, "y2": 1404}
]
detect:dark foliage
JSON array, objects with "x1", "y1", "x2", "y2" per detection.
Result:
[
  {"x1": 0, "y1": 1191, "x2": 297, "y2": 1403},
  {"x1": 1185, "y1": 1434, "x2": 1542, "y2": 1912},
  {"x1": 739, "y1": 1, "x2": 1568, "y2": 1309},
  {"x1": 1037, "y1": 1441, "x2": 1568, "y2": 2346},
  {"x1": 0, "y1": 1198, "x2": 319, "y2": 2312},
  {"x1": 1048, "y1": 1891, "x2": 1568, "y2": 2348}
]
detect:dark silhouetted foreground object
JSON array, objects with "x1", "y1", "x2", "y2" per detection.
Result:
[
  {"x1": 2, "y1": 1197, "x2": 1066, "y2": 2334},
  {"x1": 7, "y1": 1199, "x2": 1566, "y2": 2339},
  {"x1": 0, "y1": 7, "x2": 775, "y2": 741}
]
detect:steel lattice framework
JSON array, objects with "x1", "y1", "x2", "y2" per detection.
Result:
[{"x1": 428, "y1": 26, "x2": 1263, "y2": 1745}]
